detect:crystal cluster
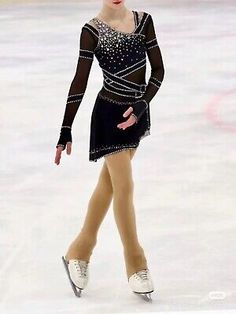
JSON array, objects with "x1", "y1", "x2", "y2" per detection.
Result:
[{"x1": 93, "y1": 18, "x2": 146, "y2": 71}]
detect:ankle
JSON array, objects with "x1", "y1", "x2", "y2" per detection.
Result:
[
  {"x1": 124, "y1": 247, "x2": 148, "y2": 278},
  {"x1": 65, "y1": 234, "x2": 97, "y2": 262}
]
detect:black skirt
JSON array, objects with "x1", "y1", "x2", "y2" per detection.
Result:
[{"x1": 89, "y1": 91, "x2": 151, "y2": 162}]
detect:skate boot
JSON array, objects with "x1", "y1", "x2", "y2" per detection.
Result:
[
  {"x1": 61, "y1": 256, "x2": 89, "y2": 297},
  {"x1": 128, "y1": 268, "x2": 154, "y2": 300}
]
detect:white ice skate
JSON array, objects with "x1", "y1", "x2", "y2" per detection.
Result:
[
  {"x1": 61, "y1": 256, "x2": 89, "y2": 297},
  {"x1": 128, "y1": 269, "x2": 154, "y2": 300}
]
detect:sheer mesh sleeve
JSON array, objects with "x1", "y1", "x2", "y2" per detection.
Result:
[
  {"x1": 56, "y1": 25, "x2": 97, "y2": 150},
  {"x1": 132, "y1": 14, "x2": 165, "y2": 123}
]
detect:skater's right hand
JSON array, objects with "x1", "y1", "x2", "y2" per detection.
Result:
[{"x1": 55, "y1": 127, "x2": 72, "y2": 165}]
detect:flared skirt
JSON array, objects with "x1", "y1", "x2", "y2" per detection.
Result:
[{"x1": 89, "y1": 92, "x2": 151, "y2": 162}]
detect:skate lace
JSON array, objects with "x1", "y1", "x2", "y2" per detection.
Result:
[
  {"x1": 73, "y1": 260, "x2": 88, "y2": 277},
  {"x1": 136, "y1": 269, "x2": 149, "y2": 281}
]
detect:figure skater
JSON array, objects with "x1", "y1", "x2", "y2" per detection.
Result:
[{"x1": 54, "y1": 0, "x2": 164, "y2": 299}]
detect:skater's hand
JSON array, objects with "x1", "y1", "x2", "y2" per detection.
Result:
[
  {"x1": 55, "y1": 127, "x2": 72, "y2": 165},
  {"x1": 130, "y1": 99, "x2": 148, "y2": 124},
  {"x1": 54, "y1": 142, "x2": 72, "y2": 165},
  {"x1": 117, "y1": 106, "x2": 138, "y2": 130}
]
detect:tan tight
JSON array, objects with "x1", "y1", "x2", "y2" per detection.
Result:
[{"x1": 65, "y1": 148, "x2": 148, "y2": 280}]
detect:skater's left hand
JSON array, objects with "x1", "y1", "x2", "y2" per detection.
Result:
[{"x1": 117, "y1": 106, "x2": 137, "y2": 130}]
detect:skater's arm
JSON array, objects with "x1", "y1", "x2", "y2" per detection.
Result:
[
  {"x1": 132, "y1": 14, "x2": 165, "y2": 123},
  {"x1": 142, "y1": 14, "x2": 165, "y2": 104},
  {"x1": 56, "y1": 25, "x2": 98, "y2": 150}
]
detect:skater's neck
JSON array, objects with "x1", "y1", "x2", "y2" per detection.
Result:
[{"x1": 97, "y1": 4, "x2": 130, "y2": 22}]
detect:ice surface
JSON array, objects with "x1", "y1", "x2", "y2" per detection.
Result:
[{"x1": 0, "y1": 0, "x2": 235, "y2": 313}]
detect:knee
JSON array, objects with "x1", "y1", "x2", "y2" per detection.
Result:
[
  {"x1": 112, "y1": 177, "x2": 134, "y2": 196},
  {"x1": 98, "y1": 175, "x2": 113, "y2": 195}
]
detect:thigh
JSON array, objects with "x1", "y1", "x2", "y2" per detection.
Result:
[
  {"x1": 104, "y1": 149, "x2": 134, "y2": 190},
  {"x1": 99, "y1": 148, "x2": 137, "y2": 191},
  {"x1": 98, "y1": 159, "x2": 112, "y2": 188}
]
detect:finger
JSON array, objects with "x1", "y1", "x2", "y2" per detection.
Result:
[
  {"x1": 55, "y1": 154, "x2": 61, "y2": 165},
  {"x1": 66, "y1": 142, "x2": 72, "y2": 155},
  {"x1": 123, "y1": 106, "x2": 133, "y2": 117},
  {"x1": 55, "y1": 148, "x2": 62, "y2": 165},
  {"x1": 55, "y1": 154, "x2": 62, "y2": 165},
  {"x1": 117, "y1": 116, "x2": 136, "y2": 130}
]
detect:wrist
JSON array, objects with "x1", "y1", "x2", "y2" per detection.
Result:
[
  {"x1": 56, "y1": 126, "x2": 72, "y2": 150},
  {"x1": 132, "y1": 99, "x2": 148, "y2": 123}
]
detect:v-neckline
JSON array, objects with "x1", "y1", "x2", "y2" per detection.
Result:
[{"x1": 93, "y1": 10, "x2": 138, "y2": 35}]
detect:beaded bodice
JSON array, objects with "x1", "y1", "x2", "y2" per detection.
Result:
[
  {"x1": 90, "y1": 14, "x2": 148, "y2": 100},
  {"x1": 59, "y1": 10, "x2": 165, "y2": 129}
]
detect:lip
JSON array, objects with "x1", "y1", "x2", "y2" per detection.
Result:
[{"x1": 113, "y1": 1, "x2": 121, "y2": 4}]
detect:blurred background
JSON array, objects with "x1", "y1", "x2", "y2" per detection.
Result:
[{"x1": 0, "y1": 0, "x2": 235, "y2": 313}]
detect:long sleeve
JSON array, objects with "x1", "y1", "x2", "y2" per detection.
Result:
[
  {"x1": 132, "y1": 14, "x2": 165, "y2": 123},
  {"x1": 56, "y1": 25, "x2": 98, "y2": 150}
]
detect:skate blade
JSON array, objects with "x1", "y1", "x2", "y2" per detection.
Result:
[
  {"x1": 133, "y1": 290, "x2": 154, "y2": 302},
  {"x1": 61, "y1": 256, "x2": 83, "y2": 297}
]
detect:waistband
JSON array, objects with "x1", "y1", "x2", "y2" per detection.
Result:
[
  {"x1": 103, "y1": 80, "x2": 147, "y2": 98},
  {"x1": 98, "y1": 91, "x2": 139, "y2": 105}
]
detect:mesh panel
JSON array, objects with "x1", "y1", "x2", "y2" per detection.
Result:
[{"x1": 56, "y1": 11, "x2": 164, "y2": 149}]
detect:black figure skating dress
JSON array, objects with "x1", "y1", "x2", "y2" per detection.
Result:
[{"x1": 56, "y1": 10, "x2": 165, "y2": 162}]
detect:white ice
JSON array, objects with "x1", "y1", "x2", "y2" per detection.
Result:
[{"x1": 0, "y1": 0, "x2": 236, "y2": 313}]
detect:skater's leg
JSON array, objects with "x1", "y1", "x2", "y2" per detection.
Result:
[
  {"x1": 65, "y1": 161, "x2": 113, "y2": 262},
  {"x1": 65, "y1": 149, "x2": 137, "y2": 262},
  {"x1": 104, "y1": 148, "x2": 148, "y2": 279}
]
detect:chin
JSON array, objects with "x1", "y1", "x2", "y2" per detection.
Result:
[{"x1": 110, "y1": 1, "x2": 124, "y2": 8}]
